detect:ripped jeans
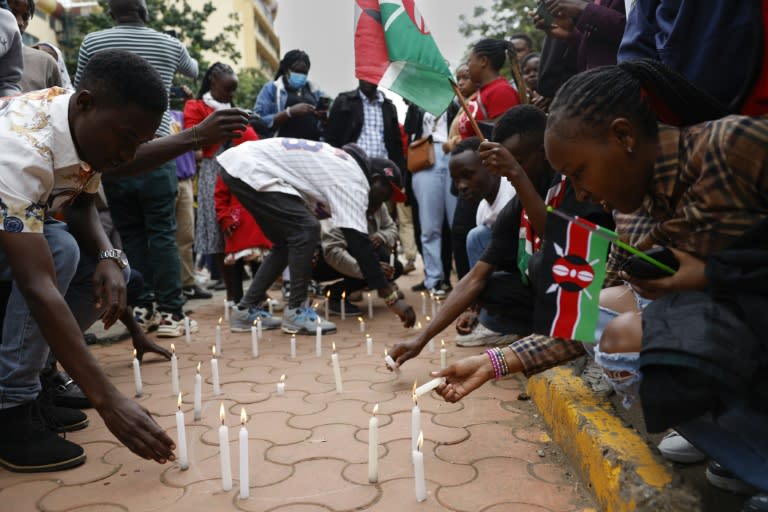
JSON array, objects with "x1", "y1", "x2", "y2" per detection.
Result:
[{"x1": 593, "y1": 285, "x2": 653, "y2": 409}]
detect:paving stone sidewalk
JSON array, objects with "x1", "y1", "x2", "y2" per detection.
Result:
[{"x1": 0, "y1": 273, "x2": 596, "y2": 511}]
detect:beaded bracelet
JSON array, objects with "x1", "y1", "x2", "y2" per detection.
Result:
[
  {"x1": 485, "y1": 347, "x2": 509, "y2": 380},
  {"x1": 384, "y1": 290, "x2": 399, "y2": 307}
]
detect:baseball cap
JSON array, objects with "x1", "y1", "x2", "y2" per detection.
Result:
[{"x1": 342, "y1": 143, "x2": 406, "y2": 202}]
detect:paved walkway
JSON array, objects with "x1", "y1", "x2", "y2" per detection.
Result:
[{"x1": 0, "y1": 274, "x2": 595, "y2": 511}]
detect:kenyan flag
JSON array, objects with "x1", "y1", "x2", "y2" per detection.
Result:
[
  {"x1": 354, "y1": 0, "x2": 455, "y2": 115},
  {"x1": 535, "y1": 212, "x2": 610, "y2": 343}
]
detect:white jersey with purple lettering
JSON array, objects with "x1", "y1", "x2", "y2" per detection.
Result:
[{"x1": 217, "y1": 138, "x2": 370, "y2": 234}]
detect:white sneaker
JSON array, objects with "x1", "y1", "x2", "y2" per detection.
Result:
[
  {"x1": 657, "y1": 431, "x2": 707, "y2": 464},
  {"x1": 156, "y1": 312, "x2": 199, "y2": 338},
  {"x1": 133, "y1": 306, "x2": 161, "y2": 333},
  {"x1": 455, "y1": 324, "x2": 507, "y2": 347}
]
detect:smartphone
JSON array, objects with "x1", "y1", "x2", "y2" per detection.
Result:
[
  {"x1": 619, "y1": 247, "x2": 680, "y2": 280},
  {"x1": 535, "y1": 1, "x2": 555, "y2": 26}
]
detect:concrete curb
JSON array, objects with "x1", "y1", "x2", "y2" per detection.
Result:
[{"x1": 527, "y1": 366, "x2": 700, "y2": 512}]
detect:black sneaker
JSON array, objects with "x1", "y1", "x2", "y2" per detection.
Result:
[
  {"x1": 38, "y1": 395, "x2": 89, "y2": 433},
  {"x1": 182, "y1": 285, "x2": 213, "y2": 300},
  {"x1": 42, "y1": 370, "x2": 91, "y2": 409},
  {"x1": 206, "y1": 280, "x2": 226, "y2": 291},
  {"x1": 706, "y1": 461, "x2": 757, "y2": 494},
  {"x1": 328, "y1": 299, "x2": 362, "y2": 317},
  {"x1": 411, "y1": 281, "x2": 427, "y2": 292},
  {"x1": 0, "y1": 401, "x2": 86, "y2": 473}
]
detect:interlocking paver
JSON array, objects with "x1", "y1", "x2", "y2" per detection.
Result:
[{"x1": 0, "y1": 269, "x2": 593, "y2": 511}]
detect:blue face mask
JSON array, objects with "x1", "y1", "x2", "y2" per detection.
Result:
[{"x1": 287, "y1": 72, "x2": 308, "y2": 89}]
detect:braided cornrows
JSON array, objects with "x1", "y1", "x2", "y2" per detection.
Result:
[
  {"x1": 548, "y1": 59, "x2": 727, "y2": 139},
  {"x1": 197, "y1": 62, "x2": 235, "y2": 99},
  {"x1": 472, "y1": 38, "x2": 513, "y2": 72}
]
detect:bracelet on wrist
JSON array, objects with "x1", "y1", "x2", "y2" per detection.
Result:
[
  {"x1": 384, "y1": 290, "x2": 399, "y2": 307},
  {"x1": 485, "y1": 347, "x2": 509, "y2": 380}
]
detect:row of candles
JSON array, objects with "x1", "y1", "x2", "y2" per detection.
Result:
[{"x1": 131, "y1": 331, "x2": 448, "y2": 501}]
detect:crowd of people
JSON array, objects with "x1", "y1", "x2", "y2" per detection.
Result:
[{"x1": 0, "y1": 0, "x2": 766, "y2": 510}]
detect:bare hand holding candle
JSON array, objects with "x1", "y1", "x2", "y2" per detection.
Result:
[
  {"x1": 171, "y1": 344, "x2": 179, "y2": 396},
  {"x1": 211, "y1": 346, "x2": 221, "y2": 396},
  {"x1": 132, "y1": 349, "x2": 142, "y2": 397},
  {"x1": 368, "y1": 404, "x2": 379, "y2": 483},
  {"x1": 239, "y1": 407, "x2": 249, "y2": 499},
  {"x1": 193, "y1": 362, "x2": 202, "y2": 421},
  {"x1": 331, "y1": 343, "x2": 343, "y2": 393},
  {"x1": 175, "y1": 393, "x2": 189, "y2": 470},
  {"x1": 218, "y1": 403, "x2": 233, "y2": 491},
  {"x1": 415, "y1": 377, "x2": 447, "y2": 397},
  {"x1": 384, "y1": 348, "x2": 401, "y2": 376}
]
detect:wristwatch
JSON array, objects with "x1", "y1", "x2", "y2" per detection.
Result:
[{"x1": 98, "y1": 248, "x2": 129, "y2": 269}]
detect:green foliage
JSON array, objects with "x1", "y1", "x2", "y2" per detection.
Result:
[
  {"x1": 234, "y1": 67, "x2": 269, "y2": 109},
  {"x1": 60, "y1": 0, "x2": 241, "y2": 91},
  {"x1": 458, "y1": 0, "x2": 545, "y2": 52}
]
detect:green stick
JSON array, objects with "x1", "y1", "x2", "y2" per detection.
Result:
[{"x1": 546, "y1": 207, "x2": 676, "y2": 275}]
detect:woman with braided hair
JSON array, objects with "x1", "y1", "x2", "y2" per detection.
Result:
[
  {"x1": 544, "y1": 59, "x2": 768, "y2": 501},
  {"x1": 253, "y1": 49, "x2": 327, "y2": 140}
]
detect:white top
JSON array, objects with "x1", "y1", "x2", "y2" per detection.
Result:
[
  {"x1": 0, "y1": 88, "x2": 101, "y2": 234},
  {"x1": 421, "y1": 111, "x2": 448, "y2": 143},
  {"x1": 476, "y1": 178, "x2": 516, "y2": 227},
  {"x1": 217, "y1": 138, "x2": 371, "y2": 233}
]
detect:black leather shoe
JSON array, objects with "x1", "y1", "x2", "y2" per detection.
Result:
[
  {"x1": 182, "y1": 285, "x2": 213, "y2": 300},
  {"x1": 42, "y1": 370, "x2": 91, "y2": 409},
  {"x1": 0, "y1": 401, "x2": 86, "y2": 473},
  {"x1": 411, "y1": 281, "x2": 427, "y2": 292},
  {"x1": 37, "y1": 392, "x2": 89, "y2": 433}
]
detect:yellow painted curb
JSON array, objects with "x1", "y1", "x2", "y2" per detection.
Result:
[{"x1": 527, "y1": 366, "x2": 694, "y2": 512}]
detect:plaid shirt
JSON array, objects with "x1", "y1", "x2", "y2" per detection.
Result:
[
  {"x1": 355, "y1": 90, "x2": 388, "y2": 159},
  {"x1": 513, "y1": 115, "x2": 768, "y2": 376}
]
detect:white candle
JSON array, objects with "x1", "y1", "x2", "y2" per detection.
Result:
[
  {"x1": 389, "y1": 247, "x2": 395, "y2": 267},
  {"x1": 411, "y1": 383, "x2": 421, "y2": 457},
  {"x1": 415, "y1": 377, "x2": 447, "y2": 397},
  {"x1": 331, "y1": 343, "x2": 343, "y2": 393},
  {"x1": 132, "y1": 349, "x2": 142, "y2": 397},
  {"x1": 368, "y1": 404, "x2": 379, "y2": 483},
  {"x1": 238, "y1": 407, "x2": 249, "y2": 499},
  {"x1": 324, "y1": 290, "x2": 330, "y2": 319},
  {"x1": 251, "y1": 320, "x2": 259, "y2": 358},
  {"x1": 315, "y1": 320, "x2": 322, "y2": 357},
  {"x1": 440, "y1": 339, "x2": 447, "y2": 369},
  {"x1": 358, "y1": 316, "x2": 366, "y2": 333},
  {"x1": 215, "y1": 317, "x2": 222, "y2": 356},
  {"x1": 428, "y1": 338, "x2": 435, "y2": 353},
  {"x1": 276, "y1": 374, "x2": 285, "y2": 395},
  {"x1": 211, "y1": 346, "x2": 221, "y2": 396},
  {"x1": 268, "y1": 298, "x2": 274, "y2": 316},
  {"x1": 175, "y1": 393, "x2": 189, "y2": 470},
  {"x1": 431, "y1": 295, "x2": 436, "y2": 318},
  {"x1": 224, "y1": 299, "x2": 230, "y2": 321},
  {"x1": 256, "y1": 316, "x2": 262, "y2": 340},
  {"x1": 420, "y1": 292, "x2": 427, "y2": 316},
  {"x1": 384, "y1": 349, "x2": 401, "y2": 376},
  {"x1": 340, "y1": 291, "x2": 346, "y2": 321},
  {"x1": 366, "y1": 334, "x2": 373, "y2": 356},
  {"x1": 184, "y1": 316, "x2": 192, "y2": 344},
  {"x1": 290, "y1": 334, "x2": 296, "y2": 358},
  {"x1": 414, "y1": 432, "x2": 426, "y2": 502},
  {"x1": 193, "y1": 362, "x2": 202, "y2": 421},
  {"x1": 367, "y1": 292, "x2": 373, "y2": 319},
  {"x1": 218, "y1": 403, "x2": 233, "y2": 491},
  {"x1": 171, "y1": 344, "x2": 179, "y2": 396}
]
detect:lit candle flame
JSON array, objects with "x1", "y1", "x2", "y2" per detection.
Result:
[
  {"x1": 416, "y1": 321, "x2": 422, "y2": 330},
  {"x1": 417, "y1": 431, "x2": 424, "y2": 452},
  {"x1": 326, "y1": 290, "x2": 331, "y2": 298},
  {"x1": 219, "y1": 403, "x2": 225, "y2": 425},
  {"x1": 280, "y1": 374, "x2": 286, "y2": 383},
  {"x1": 341, "y1": 290, "x2": 346, "y2": 300},
  {"x1": 218, "y1": 317, "x2": 222, "y2": 326},
  {"x1": 196, "y1": 361, "x2": 201, "y2": 374},
  {"x1": 372, "y1": 403, "x2": 379, "y2": 416},
  {"x1": 240, "y1": 407, "x2": 247, "y2": 425},
  {"x1": 366, "y1": 334, "x2": 371, "y2": 339},
  {"x1": 358, "y1": 316, "x2": 363, "y2": 323},
  {"x1": 441, "y1": 339, "x2": 445, "y2": 348},
  {"x1": 384, "y1": 348, "x2": 388, "y2": 356},
  {"x1": 177, "y1": 392, "x2": 182, "y2": 409},
  {"x1": 425, "y1": 316, "x2": 431, "y2": 322},
  {"x1": 253, "y1": 319, "x2": 258, "y2": 326},
  {"x1": 332, "y1": 342, "x2": 337, "y2": 353},
  {"x1": 212, "y1": 345, "x2": 217, "y2": 358},
  {"x1": 421, "y1": 291, "x2": 425, "y2": 297},
  {"x1": 412, "y1": 380, "x2": 418, "y2": 405},
  {"x1": 133, "y1": 349, "x2": 137, "y2": 358},
  {"x1": 171, "y1": 343, "x2": 176, "y2": 354}
]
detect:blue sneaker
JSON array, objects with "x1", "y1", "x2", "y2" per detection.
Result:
[
  {"x1": 230, "y1": 305, "x2": 281, "y2": 332},
  {"x1": 282, "y1": 306, "x2": 336, "y2": 335}
]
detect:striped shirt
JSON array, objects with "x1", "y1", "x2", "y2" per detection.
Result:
[
  {"x1": 356, "y1": 90, "x2": 388, "y2": 159},
  {"x1": 74, "y1": 25, "x2": 198, "y2": 136},
  {"x1": 217, "y1": 138, "x2": 371, "y2": 234}
]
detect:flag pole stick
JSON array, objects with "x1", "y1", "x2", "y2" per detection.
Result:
[
  {"x1": 449, "y1": 80, "x2": 485, "y2": 139},
  {"x1": 546, "y1": 206, "x2": 676, "y2": 275},
  {"x1": 507, "y1": 48, "x2": 528, "y2": 104}
]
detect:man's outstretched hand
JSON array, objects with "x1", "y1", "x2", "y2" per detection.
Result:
[{"x1": 431, "y1": 354, "x2": 494, "y2": 403}]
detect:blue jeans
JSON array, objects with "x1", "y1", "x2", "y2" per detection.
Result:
[
  {"x1": 0, "y1": 220, "x2": 130, "y2": 408},
  {"x1": 412, "y1": 150, "x2": 456, "y2": 289}
]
